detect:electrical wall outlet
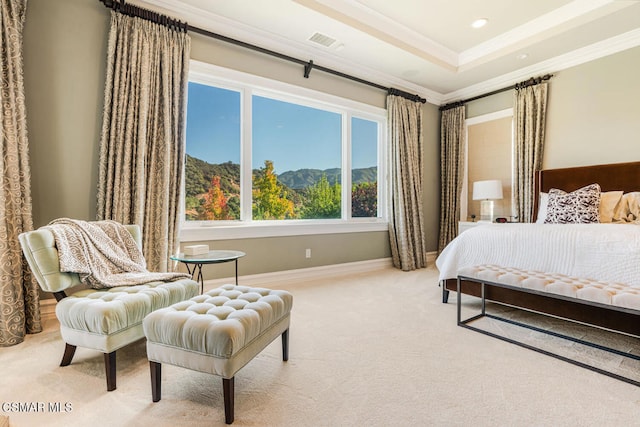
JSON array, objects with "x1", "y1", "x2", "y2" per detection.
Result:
[{"x1": 305, "y1": 248, "x2": 311, "y2": 258}]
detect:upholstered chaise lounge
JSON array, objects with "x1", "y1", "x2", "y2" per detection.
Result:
[{"x1": 19, "y1": 223, "x2": 199, "y2": 391}]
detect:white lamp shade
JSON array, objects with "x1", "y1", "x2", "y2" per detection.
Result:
[{"x1": 472, "y1": 180, "x2": 503, "y2": 200}]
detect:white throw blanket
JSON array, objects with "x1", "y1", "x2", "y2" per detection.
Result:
[
  {"x1": 436, "y1": 223, "x2": 640, "y2": 285},
  {"x1": 45, "y1": 218, "x2": 190, "y2": 289}
]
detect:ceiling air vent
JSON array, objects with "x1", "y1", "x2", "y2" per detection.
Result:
[{"x1": 308, "y1": 32, "x2": 337, "y2": 48}]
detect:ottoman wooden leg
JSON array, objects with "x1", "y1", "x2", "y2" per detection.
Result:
[
  {"x1": 223, "y1": 377, "x2": 234, "y2": 424},
  {"x1": 150, "y1": 361, "x2": 162, "y2": 402},
  {"x1": 282, "y1": 329, "x2": 289, "y2": 362},
  {"x1": 104, "y1": 351, "x2": 116, "y2": 391},
  {"x1": 60, "y1": 343, "x2": 77, "y2": 366}
]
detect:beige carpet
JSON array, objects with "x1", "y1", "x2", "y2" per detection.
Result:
[{"x1": 2, "y1": 266, "x2": 640, "y2": 426}]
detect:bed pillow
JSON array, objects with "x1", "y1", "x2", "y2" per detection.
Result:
[
  {"x1": 535, "y1": 192, "x2": 548, "y2": 224},
  {"x1": 544, "y1": 183, "x2": 601, "y2": 224},
  {"x1": 599, "y1": 191, "x2": 624, "y2": 223},
  {"x1": 613, "y1": 192, "x2": 640, "y2": 223}
]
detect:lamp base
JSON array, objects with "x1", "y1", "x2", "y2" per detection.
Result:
[{"x1": 480, "y1": 200, "x2": 495, "y2": 222}]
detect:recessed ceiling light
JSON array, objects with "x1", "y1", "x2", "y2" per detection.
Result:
[
  {"x1": 471, "y1": 18, "x2": 488, "y2": 29},
  {"x1": 516, "y1": 53, "x2": 529, "y2": 60}
]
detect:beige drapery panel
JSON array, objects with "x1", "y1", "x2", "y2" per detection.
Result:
[
  {"x1": 387, "y1": 95, "x2": 427, "y2": 271},
  {"x1": 513, "y1": 82, "x2": 548, "y2": 223},
  {"x1": 438, "y1": 105, "x2": 466, "y2": 253},
  {"x1": 97, "y1": 11, "x2": 190, "y2": 272},
  {"x1": 0, "y1": 0, "x2": 41, "y2": 347}
]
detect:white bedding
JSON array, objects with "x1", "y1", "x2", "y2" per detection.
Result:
[{"x1": 435, "y1": 223, "x2": 640, "y2": 285}]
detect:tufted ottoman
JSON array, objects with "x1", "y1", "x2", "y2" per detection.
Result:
[
  {"x1": 143, "y1": 284, "x2": 293, "y2": 424},
  {"x1": 56, "y1": 280, "x2": 199, "y2": 358}
]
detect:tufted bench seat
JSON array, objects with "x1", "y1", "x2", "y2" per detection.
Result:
[
  {"x1": 143, "y1": 284, "x2": 293, "y2": 424},
  {"x1": 56, "y1": 280, "x2": 199, "y2": 359},
  {"x1": 456, "y1": 264, "x2": 640, "y2": 386},
  {"x1": 458, "y1": 264, "x2": 640, "y2": 311}
]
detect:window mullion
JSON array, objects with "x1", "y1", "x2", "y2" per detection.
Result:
[
  {"x1": 241, "y1": 89, "x2": 253, "y2": 222},
  {"x1": 378, "y1": 120, "x2": 386, "y2": 219},
  {"x1": 342, "y1": 113, "x2": 351, "y2": 220}
]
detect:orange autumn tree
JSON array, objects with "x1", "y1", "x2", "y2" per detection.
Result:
[{"x1": 202, "y1": 176, "x2": 232, "y2": 220}]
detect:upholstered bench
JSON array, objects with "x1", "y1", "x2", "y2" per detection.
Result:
[
  {"x1": 458, "y1": 264, "x2": 640, "y2": 310},
  {"x1": 456, "y1": 264, "x2": 640, "y2": 386},
  {"x1": 143, "y1": 284, "x2": 293, "y2": 424}
]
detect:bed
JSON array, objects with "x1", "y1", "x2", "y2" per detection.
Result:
[{"x1": 437, "y1": 161, "x2": 640, "y2": 336}]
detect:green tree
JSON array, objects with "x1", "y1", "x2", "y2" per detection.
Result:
[
  {"x1": 352, "y1": 181, "x2": 377, "y2": 217},
  {"x1": 252, "y1": 160, "x2": 295, "y2": 219},
  {"x1": 301, "y1": 174, "x2": 341, "y2": 219}
]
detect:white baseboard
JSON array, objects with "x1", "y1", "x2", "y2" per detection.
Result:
[
  {"x1": 204, "y1": 251, "x2": 438, "y2": 290},
  {"x1": 203, "y1": 257, "x2": 393, "y2": 289},
  {"x1": 38, "y1": 252, "x2": 438, "y2": 319},
  {"x1": 40, "y1": 298, "x2": 57, "y2": 322}
]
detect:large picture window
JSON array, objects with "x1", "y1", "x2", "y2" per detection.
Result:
[
  {"x1": 185, "y1": 83, "x2": 241, "y2": 221},
  {"x1": 182, "y1": 61, "x2": 386, "y2": 239}
]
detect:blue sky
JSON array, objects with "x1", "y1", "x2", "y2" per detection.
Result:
[{"x1": 186, "y1": 82, "x2": 377, "y2": 173}]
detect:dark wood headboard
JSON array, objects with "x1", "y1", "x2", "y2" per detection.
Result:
[{"x1": 532, "y1": 161, "x2": 640, "y2": 221}]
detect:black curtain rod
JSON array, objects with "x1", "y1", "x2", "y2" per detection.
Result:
[
  {"x1": 439, "y1": 74, "x2": 553, "y2": 111},
  {"x1": 97, "y1": 0, "x2": 426, "y2": 104},
  {"x1": 186, "y1": 26, "x2": 426, "y2": 104},
  {"x1": 99, "y1": 0, "x2": 187, "y2": 32}
]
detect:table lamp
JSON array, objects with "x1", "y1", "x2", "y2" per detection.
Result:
[{"x1": 472, "y1": 179, "x2": 503, "y2": 222}]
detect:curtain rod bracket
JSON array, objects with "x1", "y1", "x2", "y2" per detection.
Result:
[{"x1": 304, "y1": 60, "x2": 313, "y2": 79}]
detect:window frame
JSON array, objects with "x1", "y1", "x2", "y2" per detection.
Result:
[{"x1": 180, "y1": 60, "x2": 388, "y2": 242}]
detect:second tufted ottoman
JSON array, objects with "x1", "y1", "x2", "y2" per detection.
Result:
[{"x1": 143, "y1": 284, "x2": 293, "y2": 424}]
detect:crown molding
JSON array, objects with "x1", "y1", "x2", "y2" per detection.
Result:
[
  {"x1": 293, "y1": 0, "x2": 458, "y2": 70},
  {"x1": 442, "y1": 27, "x2": 640, "y2": 104},
  {"x1": 132, "y1": 0, "x2": 640, "y2": 107},
  {"x1": 136, "y1": 0, "x2": 440, "y2": 104},
  {"x1": 458, "y1": 0, "x2": 628, "y2": 69}
]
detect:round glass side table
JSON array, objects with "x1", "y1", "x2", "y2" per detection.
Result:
[{"x1": 171, "y1": 250, "x2": 246, "y2": 294}]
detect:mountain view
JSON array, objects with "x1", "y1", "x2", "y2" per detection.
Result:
[{"x1": 185, "y1": 154, "x2": 378, "y2": 220}]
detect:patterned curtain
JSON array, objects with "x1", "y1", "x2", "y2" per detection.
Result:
[
  {"x1": 0, "y1": 0, "x2": 42, "y2": 347},
  {"x1": 513, "y1": 82, "x2": 548, "y2": 223},
  {"x1": 97, "y1": 11, "x2": 190, "y2": 272},
  {"x1": 438, "y1": 105, "x2": 466, "y2": 253},
  {"x1": 387, "y1": 95, "x2": 427, "y2": 271}
]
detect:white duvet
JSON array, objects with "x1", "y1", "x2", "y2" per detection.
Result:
[{"x1": 435, "y1": 223, "x2": 640, "y2": 285}]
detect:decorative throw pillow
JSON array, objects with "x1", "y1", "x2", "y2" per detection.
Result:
[
  {"x1": 535, "y1": 192, "x2": 548, "y2": 224},
  {"x1": 544, "y1": 183, "x2": 601, "y2": 224},
  {"x1": 599, "y1": 191, "x2": 623, "y2": 223},
  {"x1": 613, "y1": 192, "x2": 640, "y2": 223}
]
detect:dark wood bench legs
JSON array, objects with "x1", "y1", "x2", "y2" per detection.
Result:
[
  {"x1": 149, "y1": 329, "x2": 291, "y2": 424},
  {"x1": 60, "y1": 343, "x2": 117, "y2": 391},
  {"x1": 223, "y1": 377, "x2": 234, "y2": 424},
  {"x1": 60, "y1": 343, "x2": 77, "y2": 366},
  {"x1": 150, "y1": 361, "x2": 161, "y2": 402},
  {"x1": 105, "y1": 351, "x2": 117, "y2": 391},
  {"x1": 282, "y1": 329, "x2": 289, "y2": 361},
  {"x1": 150, "y1": 360, "x2": 236, "y2": 425}
]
